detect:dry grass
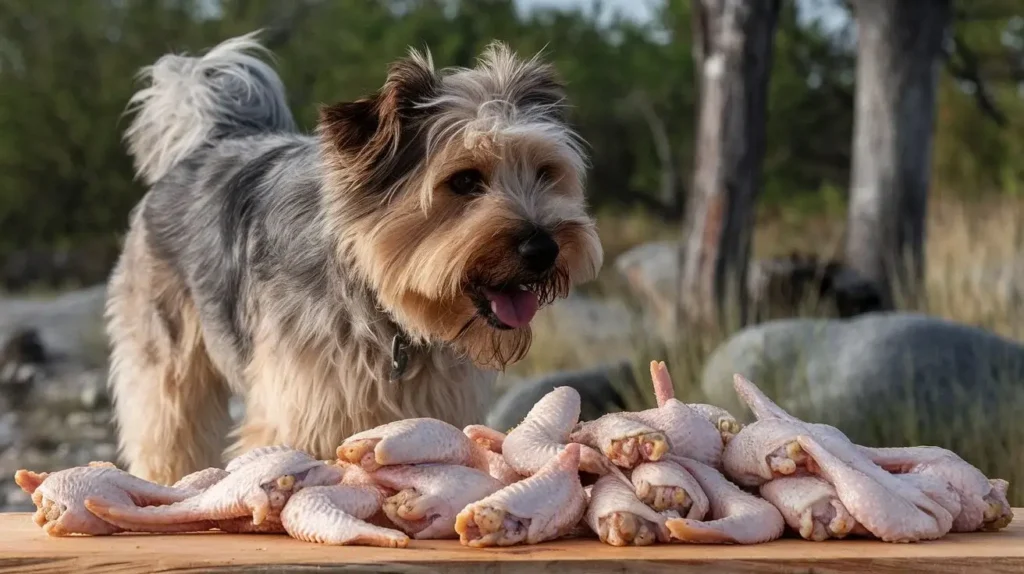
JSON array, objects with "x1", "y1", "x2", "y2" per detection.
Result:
[{"x1": 510, "y1": 194, "x2": 1024, "y2": 505}]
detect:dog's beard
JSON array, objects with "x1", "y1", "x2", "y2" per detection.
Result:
[{"x1": 449, "y1": 266, "x2": 572, "y2": 368}]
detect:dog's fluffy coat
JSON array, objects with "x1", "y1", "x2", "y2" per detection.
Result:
[{"x1": 107, "y1": 32, "x2": 603, "y2": 484}]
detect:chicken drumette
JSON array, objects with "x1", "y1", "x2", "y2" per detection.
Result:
[
  {"x1": 337, "y1": 418, "x2": 489, "y2": 473},
  {"x1": 759, "y1": 476, "x2": 864, "y2": 541},
  {"x1": 502, "y1": 386, "x2": 613, "y2": 476},
  {"x1": 371, "y1": 463, "x2": 505, "y2": 539},
  {"x1": 663, "y1": 456, "x2": 785, "y2": 545},
  {"x1": 630, "y1": 460, "x2": 708, "y2": 519},
  {"x1": 455, "y1": 443, "x2": 588, "y2": 547},
  {"x1": 585, "y1": 473, "x2": 670, "y2": 546}
]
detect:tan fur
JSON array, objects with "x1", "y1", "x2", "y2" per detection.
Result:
[
  {"x1": 106, "y1": 205, "x2": 233, "y2": 484},
  {"x1": 108, "y1": 39, "x2": 601, "y2": 485}
]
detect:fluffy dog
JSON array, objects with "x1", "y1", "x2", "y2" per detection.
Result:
[{"x1": 106, "y1": 32, "x2": 603, "y2": 485}]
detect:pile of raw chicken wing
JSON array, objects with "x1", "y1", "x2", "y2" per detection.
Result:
[{"x1": 15, "y1": 362, "x2": 1014, "y2": 547}]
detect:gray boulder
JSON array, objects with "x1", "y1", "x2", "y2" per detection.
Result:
[
  {"x1": 0, "y1": 284, "x2": 108, "y2": 370},
  {"x1": 486, "y1": 362, "x2": 636, "y2": 432},
  {"x1": 701, "y1": 312, "x2": 1024, "y2": 443}
]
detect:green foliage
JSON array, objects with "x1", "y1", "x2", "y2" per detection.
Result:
[{"x1": 0, "y1": 0, "x2": 1020, "y2": 255}]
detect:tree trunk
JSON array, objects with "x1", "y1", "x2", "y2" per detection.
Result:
[
  {"x1": 679, "y1": 0, "x2": 781, "y2": 330},
  {"x1": 845, "y1": 0, "x2": 952, "y2": 310}
]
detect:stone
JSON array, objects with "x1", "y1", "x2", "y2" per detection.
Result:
[
  {"x1": 486, "y1": 361, "x2": 636, "y2": 432},
  {"x1": 0, "y1": 284, "x2": 108, "y2": 370},
  {"x1": 700, "y1": 312, "x2": 1024, "y2": 444}
]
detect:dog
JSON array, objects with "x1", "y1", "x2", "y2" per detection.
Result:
[{"x1": 105, "y1": 31, "x2": 603, "y2": 485}]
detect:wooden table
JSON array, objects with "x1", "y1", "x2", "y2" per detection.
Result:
[{"x1": 2, "y1": 511, "x2": 1023, "y2": 574}]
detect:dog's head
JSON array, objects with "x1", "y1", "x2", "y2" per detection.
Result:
[{"x1": 317, "y1": 42, "x2": 603, "y2": 369}]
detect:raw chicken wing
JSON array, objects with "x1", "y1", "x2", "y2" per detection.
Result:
[
  {"x1": 85, "y1": 447, "x2": 342, "y2": 533},
  {"x1": 729, "y1": 374, "x2": 960, "y2": 542},
  {"x1": 723, "y1": 418, "x2": 817, "y2": 487},
  {"x1": 630, "y1": 460, "x2": 709, "y2": 519},
  {"x1": 173, "y1": 467, "x2": 230, "y2": 491},
  {"x1": 371, "y1": 463, "x2": 505, "y2": 539},
  {"x1": 586, "y1": 473, "x2": 670, "y2": 546},
  {"x1": 502, "y1": 386, "x2": 612, "y2": 476},
  {"x1": 759, "y1": 476, "x2": 863, "y2": 541},
  {"x1": 620, "y1": 362, "x2": 725, "y2": 468},
  {"x1": 455, "y1": 443, "x2": 587, "y2": 547},
  {"x1": 570, "y1": 413, "x2": 669, "y2": 469},
  {"x1": 796, "y1": 436, "x2": 954, "y2": 542},
  {"x1": 281, "y1": 484, "x2": 409, "y2": 547},
  {"x1": 15, "y1": 462, "x2": 200, "y2": 536},
  {"x1": 337, "y1": 418, "x2": 488, "y2": 472},
  {"x1": 858, "y1": 445, "x2": 1013, "y2": 532},
  {"x1": 663, "y1": 456, "x2": 785, "y2": 545}
]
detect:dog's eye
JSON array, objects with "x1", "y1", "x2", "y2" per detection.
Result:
[
  {"x1": 447, "y1": 169, "x2": 484, "y2": 196},
  {"x1": 536, "y1": 165, "x2": 556, "y2": 184}
]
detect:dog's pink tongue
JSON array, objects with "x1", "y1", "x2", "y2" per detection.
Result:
[{"x1": 486, "y1": 289, "x2": 539, "y2": 328}]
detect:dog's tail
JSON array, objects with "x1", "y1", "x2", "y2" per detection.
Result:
[{"x1": 123, "y1": 30, "x2": 297, "y2": 185}]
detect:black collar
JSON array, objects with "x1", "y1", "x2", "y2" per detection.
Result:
[{"x1": 389, "y1": 332, "x2": 411, "y2": 383}]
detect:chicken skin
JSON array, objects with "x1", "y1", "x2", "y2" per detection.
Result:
[
  {"x1": 455, "y1": 443, "x2": 587, "y2": 547},
  {"x1": 371, "y1": 464, "x2": 505, "y2": 539},
  {"x1": 630, "y1": 460, "x2": 708, "y2": 519},
  {"x1": 727, "y1": 374, "x2": 975, "y2": 542},
  {"x1": 858, "y1": 445, "x2": 1013, "y2": 532},
  {"x1": 687, "y1": 403, "x2": 743, "y2": 444},
  {"x1": 585, "y1": 473, "x2": 670, "y2": 546},
  {"x1": 15, "y1": 462, "x2": 200, "y2": 536},
  {"x1": 723, "y1": 417, "x2": 818, "y2": 487},
  {"x1": 281, "y1": 484, "x2": 409, "y2": 548},
  {"x1": 502, "y1": 386, "x2": 612, "y2": 476},
  {"x1": 85, "y1": 447, "x2": 343, "y2": 533},
  {"x1": 795, "y1": 436, "x2": 954, "y2": 542},
  {"x1": 463, "y1": 425, "x2": 524, "y2": 485},
  {"x1": 337, "y1": 418, "x2": 489, "y2": 473},
  {"x1": 616, "y1": 362, "x2": 725, "y2": 468},
  {"x1": 664, "y1": 456, "x2": 786, "y2": 545},
  {"x1": 570, "y1": 413, "x2": 670, "y2": 469},
  {"x1": 173, "y1": 467, "x2": 230, "y2": 492},
  {"x1": 759, "y1": 476, "x2": 863, "y2": 541}
]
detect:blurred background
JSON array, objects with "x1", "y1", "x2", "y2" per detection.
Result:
[{"x1": 1, "y1": 0, "x2": 1023, "y2": 510}]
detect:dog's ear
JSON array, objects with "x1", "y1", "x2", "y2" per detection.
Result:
[{"x1": 318, "y1": 49, "x2": 439, "y2": 165}]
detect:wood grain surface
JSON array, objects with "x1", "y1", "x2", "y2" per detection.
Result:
[{"x1": 1, "y1": 511, "x2": 1022, "y2": 574}]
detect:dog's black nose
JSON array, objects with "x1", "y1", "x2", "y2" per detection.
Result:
[{"x1": 518, "y1": 231, "x2": 559, "y2": 272}]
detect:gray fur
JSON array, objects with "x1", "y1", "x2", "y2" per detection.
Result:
[{"x1": 107, "y1": 32, "x2": 601, "y2": 484}]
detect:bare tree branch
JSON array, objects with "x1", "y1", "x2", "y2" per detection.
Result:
[
  {"x1": 624, "y1": 90, "x2": 681, "y2": 217},
  {"x1": 943, "y1": 32, "x2": 1009, "y2": 127}
]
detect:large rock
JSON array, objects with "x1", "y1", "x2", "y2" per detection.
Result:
[
  {"x1": 0, "y1": 284, "x2": 107, "y2": 370},
  {"x1": 700, "y1": 312, "x2": 1024, "y2": 442},
  {"x1": 486, "y1": 362, "x2": 636, "y2": 432}
]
